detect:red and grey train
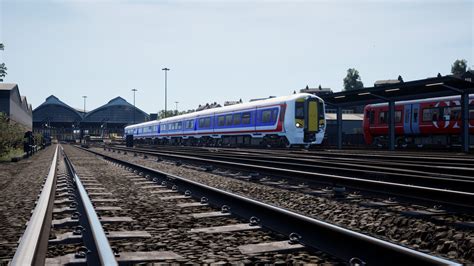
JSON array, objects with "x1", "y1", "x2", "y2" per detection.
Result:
[{"x1": 363, "y1": 95, "x2": 474, "y2": 147}]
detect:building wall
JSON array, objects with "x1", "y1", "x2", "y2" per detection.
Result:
[
  {"x1": 0, "y1": 90, "x2": 10, "y2": 115},
  {"x1": 9, "y1": 91, "x2": 32, "y2": 130},
  {"x1": 0, "y1": 87, "x2": 32, "y2": 131}
]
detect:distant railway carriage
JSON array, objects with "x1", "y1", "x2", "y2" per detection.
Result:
[
  {"x1": 363, "y1": 95, "x2": 474, "y2": 146},
  {"x1": 125, "y1": 93, "x2": 325, "y2": 147}
]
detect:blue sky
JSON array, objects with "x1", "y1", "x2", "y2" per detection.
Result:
[{"x1": 1, "y1": 0, "x2": 472, "y2": 113}]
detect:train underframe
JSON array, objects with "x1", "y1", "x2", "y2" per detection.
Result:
[
  {"x1": 372, "y1": 134, "x2": 474, "y2": 148},
  {"x1": 131, "y1": 134, "x2": 299, "y2": 148}
]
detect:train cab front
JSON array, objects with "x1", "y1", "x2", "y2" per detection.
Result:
[{"x1": 295, "y1": 96, "x2": 325, "y2": 144}]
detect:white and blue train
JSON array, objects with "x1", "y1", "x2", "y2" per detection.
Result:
[{"x1": 124, "y1": 93, "x2": 326, "y2": 147}]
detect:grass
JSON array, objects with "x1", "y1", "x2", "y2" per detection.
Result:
[{"x1": 0, "y1": 148, "x2": 25, "y2": 162}]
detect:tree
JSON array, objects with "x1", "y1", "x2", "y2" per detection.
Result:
[
  {"x1": 0, "y1": 43, "x2": 6, "y2": 82},
  {"x1": 451, "y1": 59, "x2": 467, "y2": 76},
  {"x1": 343, "y1": 68, "x2": 364, "y2": 91},
  {"x1": 0, "y1": 112, "x2": 24, "y2": 157}
]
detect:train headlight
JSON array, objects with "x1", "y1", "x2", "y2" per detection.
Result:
[{"x1": 295, "y1": 122, "x2": 302, "y2": 128}]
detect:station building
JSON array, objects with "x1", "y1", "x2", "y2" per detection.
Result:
[
  {"x1": 33, "y1": 95, "x2": 149, "y2": 141},
  {"x1": 81, "y1": 97, "x2": 149, "y2": 138},
  {"x1": 0, "y1": 83, "x2": 33, "y2": 131}
]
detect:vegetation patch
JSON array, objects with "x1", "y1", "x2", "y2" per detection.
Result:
[{"x1": 0, "y1": 112, "x2": 25, "y2": 160}]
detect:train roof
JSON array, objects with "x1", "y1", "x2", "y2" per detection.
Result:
[
  {"x1": 367, "y1": 94, "x2": 474, "y2": 108},
  {"x1": 125, "y1": 93, "x2": 321, "y2": 129}
]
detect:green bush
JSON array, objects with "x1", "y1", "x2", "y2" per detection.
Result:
[
  {"x1": 0, "y1": 112, "x2": 24, "y2": 157},
  {"x1": 34, "y1": 132, "x2": 43, "y2": 146}
]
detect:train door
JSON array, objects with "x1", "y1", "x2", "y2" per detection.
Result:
[
  {"x1": 303, "y1": 97, "x2": 320, "y2": 142},
  {"x1": 412, "y1": 103, "x2": 420, "y2": 134},
  {"x1": 403, "y1": 104, "x2": 412, "y2": 134}
]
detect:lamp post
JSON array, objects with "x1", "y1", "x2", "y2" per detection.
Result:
[
  {"x1": 175, "y1": 101, "x2": 179, "y2": 113},
  {"x1": 81, "y1": 96, "x2": 87, "y2": 142},
  {"x1": 82, "y1": 96, "x2": 87, "y2": 117},
  {"x1": 132, "y1": 89, "x2": 137, "y2": 124},
  {"x1": 162, "y1": 67, "x2": 170, "y2": 117}
]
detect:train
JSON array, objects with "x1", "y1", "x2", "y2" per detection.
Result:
[
  {"x1": 125, "y1": 93, "x2": 326, "y2": 147},
  {"x1": 363, "y1": 94, "x2": 474, "y2": 147}
]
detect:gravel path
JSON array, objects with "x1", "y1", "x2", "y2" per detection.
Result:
[
  {"x1": 94, "y1": 147, "x2": 474, "y2": 264},
  {"x1": 0, "y1": 146, "x2": 56, "y2": 262},
  {"x1": 62, "y1": 145, "x2": 338, "y2": 264}
]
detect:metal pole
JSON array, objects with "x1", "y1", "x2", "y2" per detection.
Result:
[
  {"x1": 388, "y1": 100, "x2": 395, "y2": 151},
  {"x1": 337, "y1": 106, "x2": 342, "y2": 149},
  {"x1": 132, "y1": 89, "x2": 137, "y2": 124},
  {"x1": 81, "y1": 96, "x2": 87, "y2": 142},
  {"x1": 82, "y1": 96, "x2": 87, "y2": 117},
  {"x1": 162, "y1": 68, "x2": 170, "y2": 117},
  {"x1": 461, "y1": 92, "x2": 470, "y2": 153},
  {"x1": 175, "y1": 101, "x2": 179, "y2": 112}
]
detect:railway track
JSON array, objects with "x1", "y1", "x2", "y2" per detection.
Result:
[
  {"x1": 6, "y1": 144, "x2": 469, "y2": 264},
  {"x1": 11, "y1": 146, "x2": 184, "y2": 264},
  {"x1": 107, "y1": 145, "x2": 474, "y2": 211},
  {"x1": 8, "y1": 145, "x2": 336, "y2": 264},
  {"x1": 136, "y1": 144, "x2": 474, "y2": 172},
  {"x1": 126, "y1": 146, "x2": 474, "y2": 190},
  {"x1": 76, "y1": 145, "x2": 461, "y2": 265}
]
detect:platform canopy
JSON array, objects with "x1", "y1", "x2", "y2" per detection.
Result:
[{"x1": 322, "y1": 76, "x2": 474, "y2": 107}]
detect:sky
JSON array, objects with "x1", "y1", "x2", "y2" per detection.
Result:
[{"x1": 0, "y1": 0, "x2": 473, "y2": 114}]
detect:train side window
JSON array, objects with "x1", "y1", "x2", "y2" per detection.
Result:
[
  {"x1": 225, "y1": 114, "x2": 233, "y2": 126},
  {"x1": 261, "y1": 110, "x2": 272, "y2": 123},
  {"x1": 271, "y1": 109, "x2": 278, "y2": 122},
  {"x1": 413, "y1": 109, "x2": 418, "y2": 123},
  {"x1": 242, "y1": 112, "x2": 251, "y2": 124},
  {"x1": 205, "y1": 117, "x2": 211, "y2": 128},
  {"x1": 189, "y1": 120, "x2": 192, "y2": 129},
  {"x1": 395, "y1": 111, "x2": 402, "y2": 123},
  {"x1": 423, "y1": 108, "x2": 441, "y2": 122},
  {"x1": 233, "y1": 113, "x2": 241, "y2": 125},
  {"x1": 369, "y1": 110, "x2": 375, "y2": 124},
  {"x1": 295, "y1": 102, "x2": 304, "y2": 119},
  {"x1": 177, "y1": 122, "x2": 182, "y2": 130},
  {"x1": 404, "y1": 109, "x2": 410, "y2": 122},
  {"x1": 199, "y1": 118, "x2": 205, "y2": 128},
  {"x1": 218, "y1": 116, "x2": 225, "y2": 127},
  {"x1": 379, "y1": 111, "x2": 387, "y2": 124}
]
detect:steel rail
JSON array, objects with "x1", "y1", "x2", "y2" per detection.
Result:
[
  {"x1": 11, "y1": 145, "x2": 59, "y2": 266},
  {"x1": 131, "y1": 146, "x2": 474, "y2": 171},
  {"x1": 82, "y1": 146, "x2": 460, "y2": 265},
  {"x1": 128, "y1": 147, "x2": 474, "y2": 187},
  {"x1": 108, "y1": 146, "x2": 474, "y2": 210},
  {"x1": 214, "y1": 152, "x2": 474, "y2": 180},
  {"x1": 132, "y1": 144, "x2": 474, "y2": 160},
  {"x1": 190, "y1": 145, "x2": 474, "y2": 165},
  {"x1": 62, "y1": 148, "x2": 118, "y2": 266}
]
